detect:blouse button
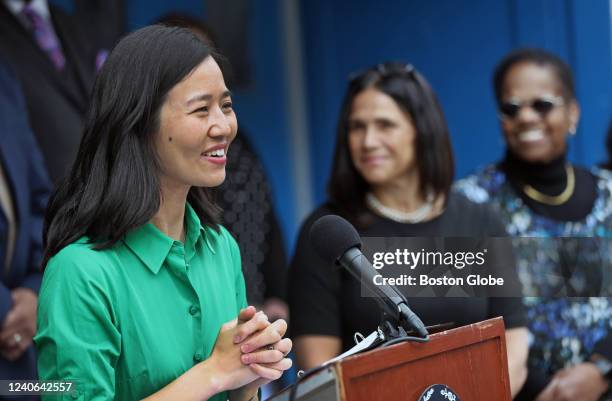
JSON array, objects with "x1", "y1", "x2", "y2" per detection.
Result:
[
  {"x1": 193, "y1": 352, "x2": 203, "y2": 362},
  {"x1": 189, "y1": 305, "x2": 200, "y2": 316}
]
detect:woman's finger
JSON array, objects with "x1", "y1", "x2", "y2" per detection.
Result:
[
  {"x1": 234, "y1": 311, "x2": 270, "y2": 343},
  {"x1": 254, "y1": 358, "x2": 293, "y2": 372},
  {"x1": 273, "y1": 338, "x2": 293, "y2": 356},
  {"x1": 240, "y1": 319, "x2": 287, "y2": 352},
  {"x1": 236, "y1": 306, "x2": 257, "y2": 324},
  {"x1": 248, "y1": 359, "x2": 292, "y2": 381},
  {"x1": 249, "y1": 363, "x2": 282, "y2": 381},
  {"x1": 240, "y1": 338, "x2": 292, "y2": 365},
  {"x1": 272, "y1": 319, "x2": 288, "y2": 337},
  {"x1": 241, "y1": 349, "x2": 284, "y2": 364}
]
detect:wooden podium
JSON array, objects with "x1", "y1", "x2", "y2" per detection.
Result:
[{"x1": 269, "y1": 318, "x2": 511, "y2": 401}]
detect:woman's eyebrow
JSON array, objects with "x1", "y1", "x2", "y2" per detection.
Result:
[
  {"x1": 186, "y1": 90, "x2": 232, "y2": 106},
  {"x1": 186, "y1": 93, "x2": 212, "y2": 106}
]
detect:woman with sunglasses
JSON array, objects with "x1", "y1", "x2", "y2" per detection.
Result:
[
  {"x1": 456, "y1": 49, "x2": 612, "y2": 401},
  {"x1": 288, "y1": 62, "x2": 529, "y2": 398}
]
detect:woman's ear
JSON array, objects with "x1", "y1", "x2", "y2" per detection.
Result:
[{"x1": 568, "y1": 100, "x2": 580, "y2": 135}]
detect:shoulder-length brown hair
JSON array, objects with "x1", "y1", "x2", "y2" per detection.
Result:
[{"x1": 327, "y1": 62, "x2": 454, "y2": 227}]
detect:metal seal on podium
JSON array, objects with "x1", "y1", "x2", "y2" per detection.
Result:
[{"x1": 418, "y1": 384, "x2": 461, "y2": 401}]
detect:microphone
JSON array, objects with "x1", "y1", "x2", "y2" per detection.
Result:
[{"x1": 309, "y1": 214, "x2": 428, "y2": 338}]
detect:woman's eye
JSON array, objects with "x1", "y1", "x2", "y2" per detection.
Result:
[
  {"x1": 348, "y1": 122, "x2": 364, "y2": 132},
  {"x1": 379, "y1": 120, "x2": 394, "y2": 129},
  {"x1": 194, "y1": 106, "x2": 208, "y2": 113},
  {"x1": 222, "y1": 102, "x2": 233, "y2": 110}
]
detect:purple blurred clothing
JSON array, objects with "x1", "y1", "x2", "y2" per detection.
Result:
[{"x1": 21, "y1": 4, "x2": 65, "y2": 70}]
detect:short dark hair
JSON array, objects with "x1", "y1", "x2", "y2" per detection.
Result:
[
  {"x1": 327, "y1": 62, "x2": 455, "y2": 227},
  {"x1": 44, "y1": 25, "x2": 221, "y2": 265},
  {"x1": 493, "y1": 48, "x2": 576, "y2": 103}
]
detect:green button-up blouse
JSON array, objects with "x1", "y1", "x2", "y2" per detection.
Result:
[{"x1": 35, "y1": 203, "x2": 247, "y2": 400}]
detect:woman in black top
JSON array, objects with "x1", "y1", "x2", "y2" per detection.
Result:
[{"x1": 288, "y1": 62, "x2": 528, "y2": 397}]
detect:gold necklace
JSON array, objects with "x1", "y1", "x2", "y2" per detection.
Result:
[{"x1": 522, "y1": 165, "x2": 575, "y2": 206}]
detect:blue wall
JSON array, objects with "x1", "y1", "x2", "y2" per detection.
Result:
[
  {"x1": 301, "y1": 0, "x2": 612, "y2": 206},
  {"x1": 50, "y1": 0, "x2": 612, "y2": 253}
]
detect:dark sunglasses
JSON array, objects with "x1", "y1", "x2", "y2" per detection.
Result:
[
  {"x1": 499, "y1": 96, "x2": 564, "y2": 119},
  {"x1": 348, "y1": 62, "x2": 417, "y2": 83}
]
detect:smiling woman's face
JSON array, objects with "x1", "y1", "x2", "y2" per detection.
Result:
[
  {"x1": 155, "y1": 56, "x2": 237, "y2": 190},
  {"x1": 347, "y1": 87, "x2": 418, "y2": 189},
  {"x1": 499, "y1": 61, "x2": 579, "y2": 163}
]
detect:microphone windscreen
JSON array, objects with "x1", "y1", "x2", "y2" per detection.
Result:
[{"x1": 309, "y1": 214, "x2": 362, "y2": 263}]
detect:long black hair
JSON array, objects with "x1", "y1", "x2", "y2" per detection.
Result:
[
  {"x1": 43, "y1": 25, "x2": 221, "y2": 266},
  {"x1": 328, "y1": 62, "x2": 454, "y2": 227}
]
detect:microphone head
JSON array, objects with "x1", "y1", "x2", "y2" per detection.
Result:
[{"x1": 309, "y1": 214, "x2": 362, "y2": 264}]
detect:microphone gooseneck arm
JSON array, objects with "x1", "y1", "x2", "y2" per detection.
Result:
[{"x1": 338, "y1": 247, "x2": 429, "y2": 338}]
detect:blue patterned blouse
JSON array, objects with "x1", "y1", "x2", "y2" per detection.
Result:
[{"x1": 455, "y1": 165, "x2": 612, "y2": 375}]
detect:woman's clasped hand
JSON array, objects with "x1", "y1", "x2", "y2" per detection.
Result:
[{"x1": 209, "y1": 306, "x2": 292, "y2": 400}]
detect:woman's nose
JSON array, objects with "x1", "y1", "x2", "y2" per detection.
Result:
[
  {"x1": 516, "y1": 104, "x2": 541, "y2": 124},
  {"x1": 363, "y1": 127, "x2": 379, "y2": 148},
  {"x1": 208, "y1": 108, "x2": 232, "y2": 138}
]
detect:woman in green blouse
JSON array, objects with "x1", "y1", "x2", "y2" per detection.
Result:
[{"x1": 35, "y1": 25, "x2": 292, "y2": 401}]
